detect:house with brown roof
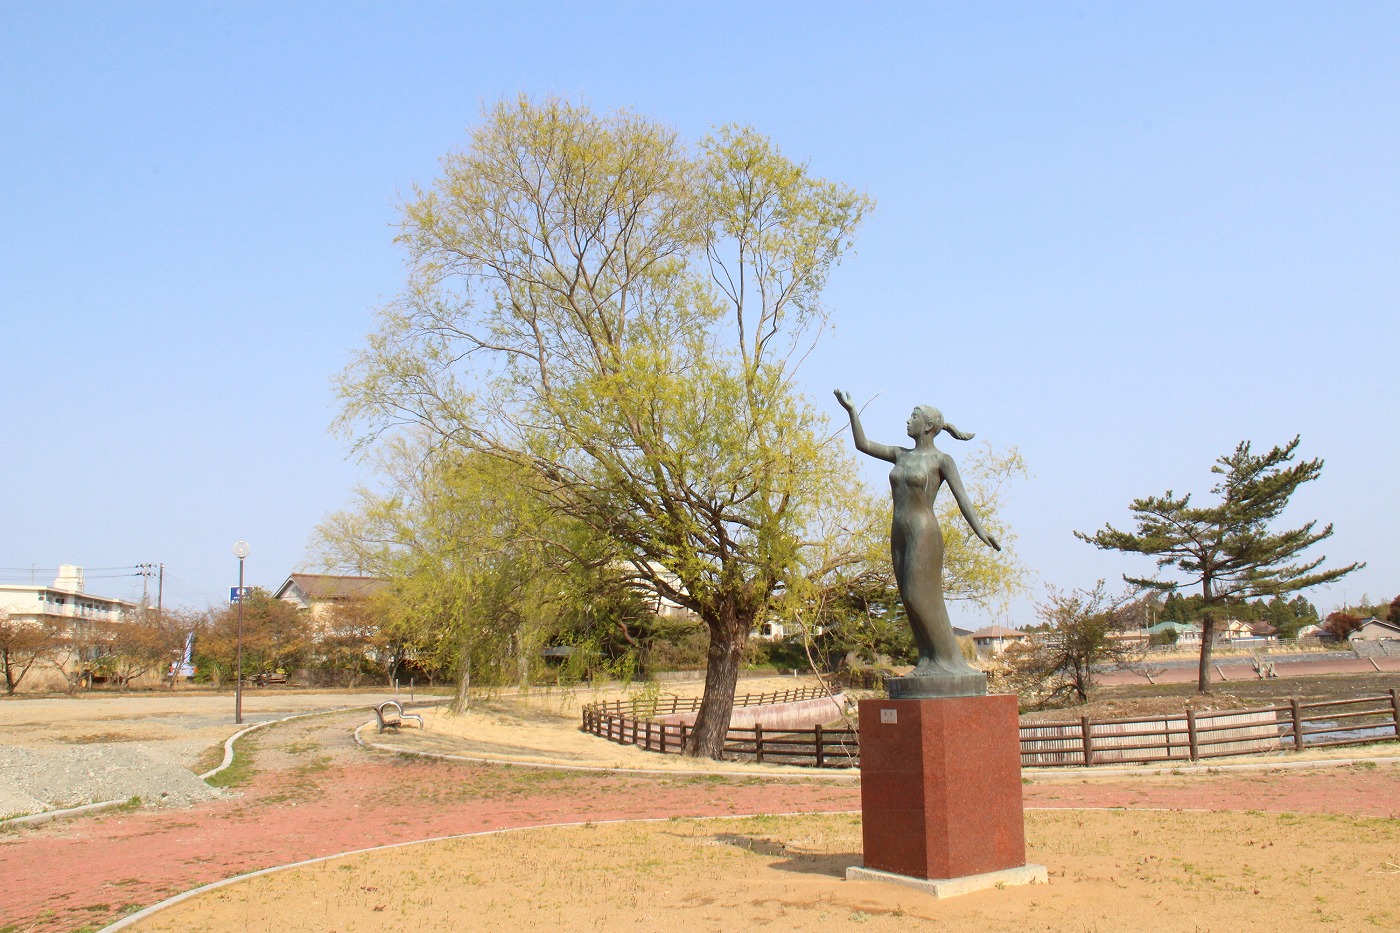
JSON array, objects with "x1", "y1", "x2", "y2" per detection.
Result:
[
  {"x1": 970, "y1": 624, "x2": 1030, "y2": 657},
  {"x1": 273, "y1": 573, "x2": 389, "y2": 627}
]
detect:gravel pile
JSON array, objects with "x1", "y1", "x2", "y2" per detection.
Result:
[{"x1": 0, "y1": 743, "x2": 224, "y2": 819}]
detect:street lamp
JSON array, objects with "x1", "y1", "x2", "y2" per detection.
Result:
[{"x1": 233, "y1": 540, "x2": 250, "y2": 724}]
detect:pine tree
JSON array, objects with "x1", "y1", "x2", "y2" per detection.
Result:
[{"x1": 1077, "y1": 437, "x2": 1363, "y2": 693}]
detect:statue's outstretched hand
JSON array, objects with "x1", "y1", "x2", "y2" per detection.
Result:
[
  {"x1": 983, "y1": 533, "x2": 1002, "y2": 552},
  {"x1": 834, "y1": 388, "x2": 855, "y2": 411}
]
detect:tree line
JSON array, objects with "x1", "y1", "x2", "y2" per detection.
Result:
[{"x1": 0, "y1": 591, "x2": 417, "y2": 696}]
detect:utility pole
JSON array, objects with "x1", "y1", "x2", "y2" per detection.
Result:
[{"x1": 136, "y1": 563, "x2": 155, "y2": 620}]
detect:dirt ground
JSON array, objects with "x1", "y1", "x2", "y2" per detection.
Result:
[
  {"x1": 5, "y1": 676, "x2": 1400, "y2": 932},
  {"x1": 126, "y1": 808, "x2": 1400, "y2": 933}
]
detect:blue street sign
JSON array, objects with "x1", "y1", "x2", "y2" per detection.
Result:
[{"x1": 230, "y1": 586, "x2": 252, "y2": 602}]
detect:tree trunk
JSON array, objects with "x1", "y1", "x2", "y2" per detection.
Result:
[
  {"x1": 683, "y1": 605, "x2": 751, "y2": 759},
  {"x1": 1197, "y1": 613, "x2": 1216, "y2": 694},
  {"x1": 450, "y1": 646, "x2": 472, "y2": 714}
]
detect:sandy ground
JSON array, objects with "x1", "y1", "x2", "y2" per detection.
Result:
[
  {"x1": 0, "y1": 690, "x2": 420, "y2": 760},
  {"x1": 126, "y1": 808, "x2": 1400, "y2": 933},
  {"x1": 383, "y1": 676, "x2": 856, "y2": 775}
]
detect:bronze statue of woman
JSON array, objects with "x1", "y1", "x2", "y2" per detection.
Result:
[{"x1": 835, "y1": 390, "x2": 1001, "y2": 698}]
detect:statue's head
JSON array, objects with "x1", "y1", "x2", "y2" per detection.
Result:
[
  {"x1": 908, "y1": 405, "x2": 974, "y2": 442},
  {"x1": 907, "y1": 406, "x2": 944, "y2": 438}
]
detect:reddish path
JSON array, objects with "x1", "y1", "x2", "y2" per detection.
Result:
[{"x1": 3, "y1": 711, "x2": 1398, "y2": 933}]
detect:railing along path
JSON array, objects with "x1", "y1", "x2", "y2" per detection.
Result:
[
  {"x1": 581, "y1": 686, "x2": 859, "y2": 768},
  {"x1": 581, "y1": 688, "x2": 1400, "y2": 770}
]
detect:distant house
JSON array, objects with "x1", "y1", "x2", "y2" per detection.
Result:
[
  {"x1": 1352, "y1": 617, "x2": 1400, "y2": 642},
  {"x1": 1146, "y1": 620, "x2": 1200, "y2": 646},
  {"x1": 1145, "y1": 619, "x2": 1275, "y2": 646},
  {"x1": 970, "y1": 624, "x2": 1029, "y2": 657},
  {"x1": 273, "y1": 573, "x2": 389, "y2": 628},
  {"x1": 754, "y1": 620, "x2": 787, "y2": 641},
  {"x1": 628, "y1": 562, "x2": 695, "y2": 621}
]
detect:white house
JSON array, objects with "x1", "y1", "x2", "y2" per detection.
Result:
[
  {"x1": 0, "y1": 565, "x2": 136, "y2": 629},
  {"x1": 971, "y1": 624, "x2": 1030, "y2": 657}
]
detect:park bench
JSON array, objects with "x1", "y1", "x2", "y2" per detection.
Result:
[{"x1": 375, "y1": 700, "x2": 425, "y2": 733}]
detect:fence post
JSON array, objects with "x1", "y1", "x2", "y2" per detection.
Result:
[
  {"x1": 1290, "y1": 698, "x2": 1305, "y2": 752},
  {"x1": 1080, "y1": 716, "x2": 1093, "y2": 767},
  {"x1": 1391, "y1": 689, "x2": 1400, "y2": 739},
  {"x1": 1187, "y1": 708, "x2": 1199, "y2": 762},
  {"x1": 755, "y1": 723, "x2": 764, "y2": 764},
  {"x1": 681, "y1": 723, "x2": 690, "y2": 750},
  {"x1": 645, "y1": 719, "x2": 653, "y2": 751},
  {"x1": 815, "y1": 724, "x2": 824, "y2": 768}
]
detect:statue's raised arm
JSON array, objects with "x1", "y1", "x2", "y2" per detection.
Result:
[
  {"x1": 834, "y1": 389, "x2": 1001, "y2": 699},
  {"x1": 834, "y1": 389, "x2": 900, "y2": 463}
]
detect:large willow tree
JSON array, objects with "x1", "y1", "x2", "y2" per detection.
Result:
[{"x1": 338, "y1": 97, "x2": 1020, "y2": 757}]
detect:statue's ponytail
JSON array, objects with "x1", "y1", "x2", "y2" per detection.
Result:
[{"x1": 942, "y1": 424, "x2": 974, "y2": 442}]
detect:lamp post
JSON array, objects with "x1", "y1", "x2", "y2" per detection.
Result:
[{"x1": 233, "y1": 540, "x2": 250, "y2": 724}]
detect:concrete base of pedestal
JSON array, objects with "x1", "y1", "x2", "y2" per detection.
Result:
[
  {"x1": 845, "y1": 862, "x2": 1048, "y2": 899},
  {"x1": 857, "y1": 695, "x2": 1029, "y2": 881}
]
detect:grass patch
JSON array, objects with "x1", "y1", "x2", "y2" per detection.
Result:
[
  {"x1": 295, "y1": 755, "x2": 333, "y2": 776},
  {"x1": 205, "y1": 739, "x2": 257, "y2": 788},
  {"x1": 190, "y1": 742, "x2": 227, "y2": 775}
]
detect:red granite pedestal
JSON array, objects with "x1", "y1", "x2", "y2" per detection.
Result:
[{"x1": 847, "y1": 695, "x2": 1046, "y2": 896}]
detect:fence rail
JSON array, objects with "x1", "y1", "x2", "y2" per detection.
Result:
[
  {"x1": 581, "y1": 687, "x2": 859, "y2": 767},
  {"x1": 586, "y1": 685, "x2": 832, "y2": 719},
  {"x1": 581, "y1": 689, "x2": 1400, "y2": 770}
]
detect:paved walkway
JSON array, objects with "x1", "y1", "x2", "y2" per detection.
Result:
[{"x1": 2, "y1": 700, "x2": 1399, "y2": 932}]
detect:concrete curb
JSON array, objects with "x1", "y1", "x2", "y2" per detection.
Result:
[
  {"x1": 198, "y1": 704, "x2": 381, "y2": 781},
  {"x1": 0, "y1": 798, "x2": 129, "y2": 829},
  {"x1": 1024, "y1": 753, "x2": 1400, "y2": 781}
]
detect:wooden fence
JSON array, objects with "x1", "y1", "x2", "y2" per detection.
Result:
[
  {"x1": 581, "y1": 687, "x2": 859, "y2": 767},
  {"x1": 581, "y1": 689, "x2": 1400, "y2": 770},
  {"x1": 585, "y1": 685, "x2": 831, "y2": 719}
]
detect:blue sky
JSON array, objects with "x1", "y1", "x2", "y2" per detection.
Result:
[{"x1": 2, "y1": 2, "x2": 1395, "y2": 624}]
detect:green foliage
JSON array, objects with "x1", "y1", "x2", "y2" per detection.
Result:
[
  {"x1": 1158, "y1": 591, "x2": 1320, "y2": 638},
  {"x1": 1078, "y1": 436, "x2": 1362, "y2": 692},
  {"x1": 1148, "y1": 625, "x2": 1179, "y2": 647},
  {"x1": 334, "y1": 97, "x2": 884, "y2": 758}
]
